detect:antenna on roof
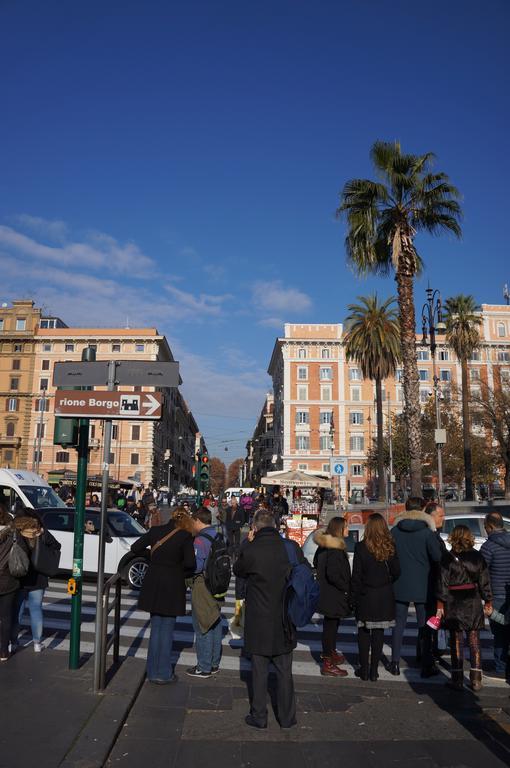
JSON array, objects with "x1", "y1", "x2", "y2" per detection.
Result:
[
  {"x1": 125, "y1": 316, "x2": 131, "y2": 329},
  {"x1": 504, "y1": 285, "x2": 510, "y2": 306}
]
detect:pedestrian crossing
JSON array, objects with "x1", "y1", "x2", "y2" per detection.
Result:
[{"x1": 17, "y1": 578, "x2": 505, "y2": 686}]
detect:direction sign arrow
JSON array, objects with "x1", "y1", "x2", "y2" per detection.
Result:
[
  {"x1": 54, "y1": 390, "x2": 163, "y2": 420},
  {"x1": 142, "y1": 393, "x2": 160, "y2": 416}
]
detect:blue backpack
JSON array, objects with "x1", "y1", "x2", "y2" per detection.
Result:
[{"x1": 283, "y1": 539, "x2": 320, "y2": 628}]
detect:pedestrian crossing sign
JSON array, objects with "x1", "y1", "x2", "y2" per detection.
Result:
[{"x1": 330, "y1": 457, "x2": 348, "y2": 476}]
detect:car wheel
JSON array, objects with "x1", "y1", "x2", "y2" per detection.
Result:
[{"x1": 124, "y1": 557, "x2": 149, "y2": 590}]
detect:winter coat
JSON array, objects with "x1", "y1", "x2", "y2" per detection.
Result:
[
  {"x1": 19, "y1": 529, "x2": 61, "y2": 591},
  {"x1": 426, "y1": 530, "x2": 448, "y2": 613},
  {"x1": 0, "y1": 526, "x2": 27, "y2": 595},
  {"x1": 351, "y1": 540, "x2": 401, "y2": 623},
  {"x1": 233, "y1": 527, "x2": 304, "y2": 656},
  {"x1": 391, "y1": 511, "x2": 442, "y2": 603},
  {"x1": 480, "y1": 530, "x2": 510, "y2": 602},
  {"x1": 131, "y1": 521, "x2": 196, "y2": 617},
  {"x1": 219, "y1": 505, "x2": 244, "y2": 532},
  {"x1": 437, "y1": 548, "x2": 492, "y2": 631},
  {"x1": 312, "y1": 532, "x2": 351, "y2": 619}
]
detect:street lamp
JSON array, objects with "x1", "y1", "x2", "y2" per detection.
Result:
[{"x1": 421, "y1": 286, "x2": 447, "y2": 507}]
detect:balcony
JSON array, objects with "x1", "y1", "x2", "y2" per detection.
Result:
[{"x1": 0, "y1": 436, "x2": 21, "y2": 448}]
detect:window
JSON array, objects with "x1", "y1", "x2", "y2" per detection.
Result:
[
  {"x1": 443, "y1": 386, "x2": 452, "y2": 402},
  {"x1": 419, "y1": 369, "x2": 429, "y2": 382},
  {"x1": 350, "y1": 435, "x2": 364, "y2": 452},
  {"x1": 55, "y1": 451, "x2": 69, "y2": 463},
  {"x1": 41, "y1": 359, "x2": 50, "y2": 371},
  {"x1": 322, "y1": 463, "x2": 330, "y2": 472},
  {"x1": 351, "y1": 387, "x2": 360, "y2": 402},
  {"x1": 471, "y1": 412, "x2": 484, "y2": 427},
  {"x1": 320, "y1": 367, "x2": 332, "y2": 380},
  {"x1": 43, "y1": 343, "x2": 52, "y2": 352},
  {"x1": 298, "y1": 348, "x2": 307, "y2": 359},
  {"x1": 133, "y1": 386, "x2": 141, "y2": 392},
  {"x1": 130, "y1": 453, "x2": 140, "y2": 465},
  {"x1": 443, "y1": 517, "x2": 482, "y2": 537},
  {"x1": 132, "y1": 425, "x2": 141, "y2": 440},
  {"x1": 440, "y1": 369, "x2": 451, "y2": 382},
  {"x1": 13, "y1": 344, "x2": 22, "y2": 353},
  {"x1": 4, "y1": 450, "x2": 13, "y2": 463},
  {"x1": 470, "y1": 385, "x2": 481, "y2": 398},
  {"x1": 296, "y1": 435, "x2": 310, "y2": 450},
  {"x1": 297, "y1": 385, "x2": 308, "y2": 401},
  {"x1": 7, "y1": 398, "x2": 18, "y2": 412},
  {"x1": 420, "y1": 389, "x2": 430, "y2": 403},
  {"x1": 16, "y1": 318, "x2": 26, "y2": 331},
  {"x1": 298, "y1": 463, "x2": 308, "y2": 471},
  {"x1": 10, "y1": 378, "x2": 19, "y2": 391},
  {"x1": 35, "y1": 398, "x2": 50, "y2": 412},
  {"x1": 349, "y1": 368, "x2": 361, "y2": 381},
  {"x1": 471, "y1": 350, "x2": 481, "y2": 361},
  {"x1": 88, "y1": 344, "x2": 97, "y2": 352},
  {"x1": 417, "y1": 349, "x2": 430, "y2": 361},
  {"x1": 350, "y1": 411, "x2": 364, "y2": 425},
  {"x1": 36, "y1": 423, "x2": 45, "y2": 439},
  {"x1": 321, "y1": 348, "x2": 330, "y2": 359},
  {"x1": 40, "y1": 378, "x2": 49, "y2": 391},
  {"x1": 397, "y1": 387, "x2": 404, "y2": 403},
  {"x1": 320, "y1": 411, "x2": 332, "y2": 425},
  {"x1": 501, "y1": 369, "x2": 510, "y2": 384},
  {"x1": 396, "y1": 369, "x2": 403, "y2": 382},
  {"x1": 0, "y1": 320, "x2": 3, "y2": 331},
  {"x1": 295, "y1": 411, "x2": 309, "y2": 425},
  {"x1": 33, "y1": 450, "x2": 42, "y2": 464},
  {"x1": 108, "y1": 452, "x2": 115, "y2": 464},
  {"x1": 351, "y1": 464, "x2": 363, "y2": 476},
  {"x1": 498, "y1": 351, "x2": 510, "y2": 363},
  {"x1": 112, "y1": 343, "x2": 121, "y2": 353},
  {"x1": 498, "y1": 323, "x2": 506, "y2": 338},
  {"x1": 321, "y1": 385, "x2": 332, "y2": 401},
  {"x1": 470, "y1": 368, "x2": 480, "y2": 381},
  {"x1": 65, "y1": 343, "x2": 75, "y2": 353},
  {"x1": 135, "y1": 344, "x2": 145, "y2": 353},
  {"x1": 43, "y1": 511, "x2": 74, "y2": 532},
  {"x1": 112, "y1": 425, "x2": 119, "y2": 440},
  {"x1": 6, "y1": 422, "x2": 15, "y2": 437},
  {"x1": 320, "y1": 434, "x2": 332, "y2": 451},
  {"x1": 298, "y1": 366, "x2": 308, "y2": 380},
  {"x1": 438, "y1": 350, "x2": 449, "y2": 361},
  {"x1": 90, "y1": 425, "x2": 96, "y2": 439},
  {"x1": 12, "y1": 359, "x2": 20, "y2": 370}
]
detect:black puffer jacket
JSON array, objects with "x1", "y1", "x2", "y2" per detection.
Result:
[
  {"x1": 313, "y1": 532, "x2": 351, "y2": 619},
  {"x1": 437, "y1": 548, "x2": 492, "y2": 631}
]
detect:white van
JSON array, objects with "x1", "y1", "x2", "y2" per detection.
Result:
[
  {"x1": 223, "y1": 487, "x2": 255, "y2": 500},
  {"x1": 0, "y1": 468, "x2": 66, "y2": 513}
]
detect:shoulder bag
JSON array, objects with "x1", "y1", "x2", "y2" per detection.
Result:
[
  {"x1": 31, "y1": 534, "x2": 62, "y2": 577},
  {"x1": 9, "y1": 531, "x2": 30, "y2": 578},
  {"x1": 151, "y1": 527, "x2": 179, "y2": 556}
]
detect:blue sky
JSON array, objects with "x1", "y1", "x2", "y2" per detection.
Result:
[{"x1": 1, "y1": 0, "x2": 509, "y2": 459}]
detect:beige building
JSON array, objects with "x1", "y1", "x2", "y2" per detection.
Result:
[
  {"x1": 245, "y1": 393, "x2": 274, "y2": 485},
  {"x1": 262, "y1": 305, "x2": 510, "y2": 499}
]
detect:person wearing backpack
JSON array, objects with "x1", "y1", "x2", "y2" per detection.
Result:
[
  {"x1": 233, "y1": 509, "x2": 305, "y2": 730},
  {"x1": 187, "y1": 507, "x2": 230, "y2": 679}
]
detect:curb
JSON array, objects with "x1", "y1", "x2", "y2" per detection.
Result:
[{"x1": 59, "y1": 657, "x2": 146, "y2": 768}]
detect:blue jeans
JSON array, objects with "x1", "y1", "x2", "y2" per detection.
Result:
[
  {"x1": 147, "y1": 615, "x2": 176, "y2": 682},
  {"x1": 391, "y1": 601, "x2": 426, "y2": 663},
  {"x1": 192, "y1": 609, "x2": 222, "y2": 673},
  {"x1": 14, "y1": 589, "x2": 45, "y2": 644},
  {"x1": 489, "y1": 597, "x2": 510, "y2": 674}
]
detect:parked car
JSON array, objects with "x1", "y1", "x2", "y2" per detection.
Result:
[
  {"x1": 38, "y1": 507, "x2": 150, "y2": 589},
  {"x1": 302, "y1": 523, "x2": 365, "y2": 569},
  {"x1": 440, "y1": 513, "x2": 510, "y2": 551}
]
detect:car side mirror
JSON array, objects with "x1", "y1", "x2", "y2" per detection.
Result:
[{"x1": 105, "y1": 533, "x2": 113, "y2": 544}]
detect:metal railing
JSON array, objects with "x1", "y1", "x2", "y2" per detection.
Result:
[{"x1": 96, "y1": 572, "x2": 122, "y2": 692}]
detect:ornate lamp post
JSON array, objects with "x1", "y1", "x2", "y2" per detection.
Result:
[{"x1": 421, "y1": 287, "x2": 447, "y2": 507}]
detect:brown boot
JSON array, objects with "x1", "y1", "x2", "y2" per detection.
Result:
[
  {"x1": 446, "y1": 669, "x2": 464, "y2": 691},
  {"x1": 321, "y1": 657, "x2": 348, "y2": 677},
  {"x1": 469, "y1": 669, "x2": 482, "y2": 692}
]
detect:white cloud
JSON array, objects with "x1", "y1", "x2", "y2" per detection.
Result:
[
  {"x1": 13, "y1": 214, "x2": 68, "y2": 241},
  {"x1": 252, "y1": 280, "x2": 312, "y2": 315},
  {"x1": 165, "y1": 284, "x2": 231, "y2": 316},
  {"x1": 257, "y1": 316, "x2": 284, "y2": 329}
]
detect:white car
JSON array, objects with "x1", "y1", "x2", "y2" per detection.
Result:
[
  {"x1": 440, "y1": 513, "x2": 510, "y2": 550},
  {"x1": 302, "y1": 524, "x2": 365, "y2": 569},
  {"x1": 38, "y1": 507, "x2": 149, "y2": 589}
]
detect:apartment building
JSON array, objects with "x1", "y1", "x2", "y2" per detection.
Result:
[
  {"x1": 245, "y1": 393, "x2": 274, "y2": 485},
  {"x1": 264, "y1": 306, "x2": 510, "y2": 498}
]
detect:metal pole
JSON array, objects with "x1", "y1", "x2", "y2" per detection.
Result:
[
  {"x1": 35, "y1": 390, "x2": 46, "y2": 474},
  {"x1": 388, "y1": 396, "x2": 394, "y2": 505},
  {"x1": 431, "y1": 351, "x2": 445, "y2": 508},
  {"x1": 93, "y1": 359, "x2": 116, "y2": 693}
]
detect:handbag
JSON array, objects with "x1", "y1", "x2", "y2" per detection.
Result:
[
  {"x1": 9, "y1": 531, "x2": 30, "y2": 578},
  {"x1": 151, "y1": 526, "x2": 179, "y2": 556},
  {"x1": 31, "y1": 534, "x2": 61, "y2": 577}
]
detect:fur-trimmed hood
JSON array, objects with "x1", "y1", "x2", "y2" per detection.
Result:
[
  {"x1": 313, "y1": 531, "x2": 346, "y2": 550},
  {"x1": 393, "y1": 509, "x2": 436, "y2": 533}
]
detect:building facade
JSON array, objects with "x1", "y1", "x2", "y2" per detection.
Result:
[
  {"x1": 245, "y1": 393, "x2": 274, "y2": 485},
  {"x1": 262, "y1": 306, "x2": 510, "y2": 499}
]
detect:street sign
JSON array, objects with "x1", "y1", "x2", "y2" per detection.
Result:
[
  {"x1": 330, "y1": 457, "x2": 348, "y2": 476},
  {"x1": 54, "y1": 390, "x2": 163, "y2": 420},
  {"x1": 53, "y1": 360, "x2": 180, "y2": 388}
]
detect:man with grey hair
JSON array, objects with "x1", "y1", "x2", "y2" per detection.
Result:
[{"x1": 233, "y1": 509, "x2": 304, "y2": 730}]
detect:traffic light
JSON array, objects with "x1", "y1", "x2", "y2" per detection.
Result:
[
  {"x1": 53, "y1": 416, "x2": 79, "y2": 447},
  {"x1": 200, "y1": 453, "x2": 210, "y2": 489}
]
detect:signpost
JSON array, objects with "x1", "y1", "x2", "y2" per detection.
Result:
[
  {"x1": 54, "y1": 390, "x2": 163, "y2": 420},
  {"x1": 53, "y1": 360, "x2": 180, "y2": 388},
  {"x1": 330, "y1": 457, "x2": 348, "y2": 477}
]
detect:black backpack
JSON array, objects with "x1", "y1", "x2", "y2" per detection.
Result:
[{"x1": 201, "y1": 532, "x2": 232, "y2": 599}]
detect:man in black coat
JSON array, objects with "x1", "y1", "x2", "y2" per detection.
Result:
[{"x1": 233, "y1": 509, "x2": 303, "y2": 730}]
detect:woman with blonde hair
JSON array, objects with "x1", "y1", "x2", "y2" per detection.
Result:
[
  {"x1": 352, "y1": 513, "x2": 400, "y2": 681},
  {"x1": 436, "y1": 525, "x2": 492, "y2": 691}
]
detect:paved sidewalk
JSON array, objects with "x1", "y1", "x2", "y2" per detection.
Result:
[
  {"x1": 0, "y1": 649, "x2": 145, "y2": 768},
  {"x1": 106, "y1": 665, "x2": 510, "y2": 768}
]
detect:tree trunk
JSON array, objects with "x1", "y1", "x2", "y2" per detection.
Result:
[
  {"x1": 395, "y1": 268, "x2": 422, "y2": 497},
  {"x1": 505, "y1": 457, "x2": 510, "y2": 501},
  {"x1": 461, "y1": 359, "x2": 474, "y2": 501},
  {"x1": 375, "y1": 376, "x2": 385, "y2": 502}
]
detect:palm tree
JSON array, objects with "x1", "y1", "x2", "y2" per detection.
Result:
[
  {"x1": 344, "y1": 295, "x2": 401, "y2": 502},
  {"x1": 444, "y1": 295, "x2": 482, "y2": 501},
  {"x1": 337, "y1": 141, "x2": 462, "y2": 496}
]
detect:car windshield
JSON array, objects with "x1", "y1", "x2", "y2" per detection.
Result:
[
  {"x1": 83, "y1": 511, "x2": 146, "y2": 536},
  {"x1": 20, "y1": 485, "x2": 66, "y2": 509}
]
